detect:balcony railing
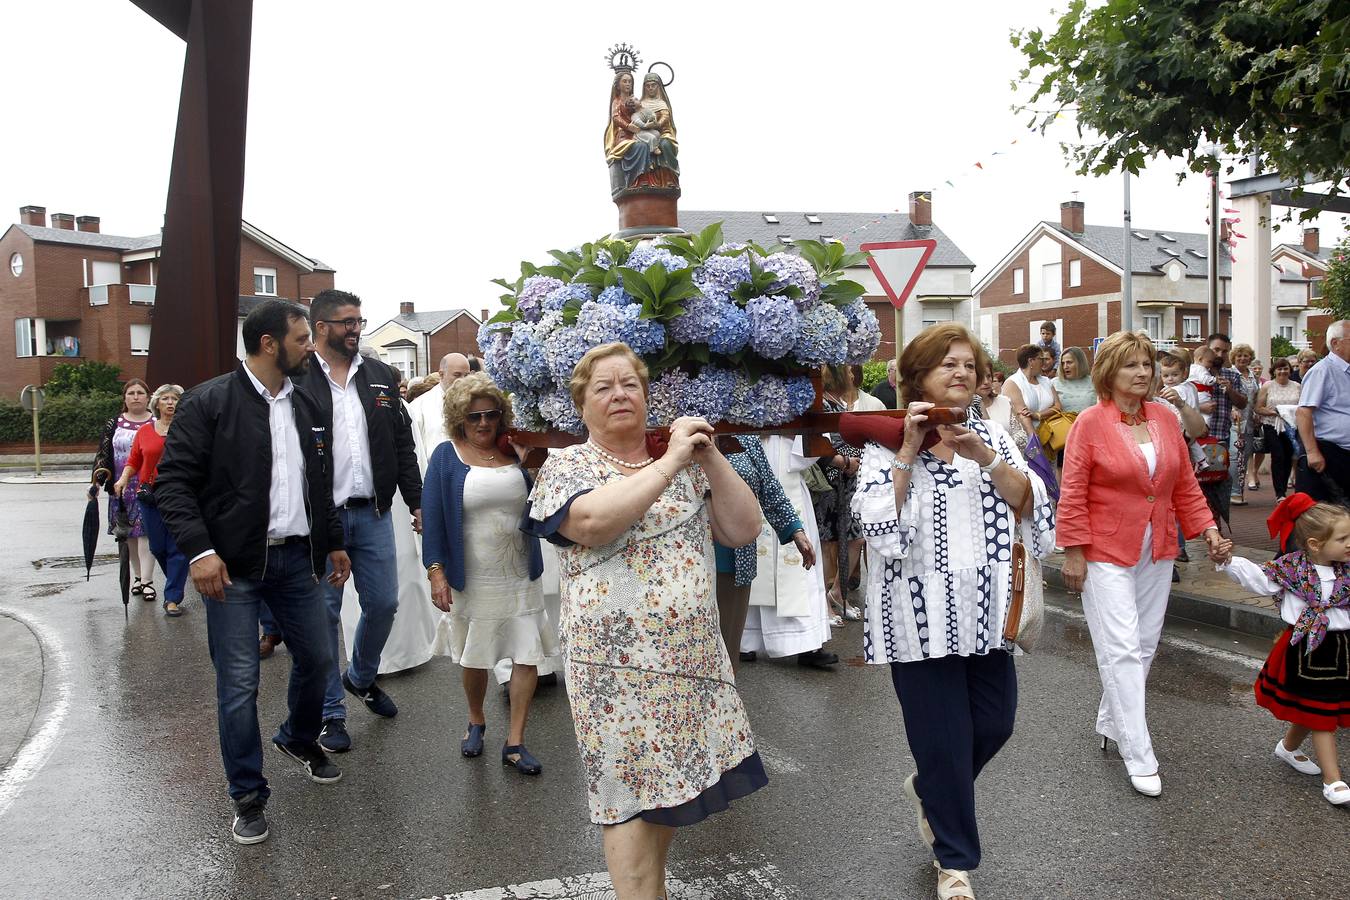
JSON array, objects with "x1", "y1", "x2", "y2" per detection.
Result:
[{"x1": 86, "y1": 283, "x2": 155, "y2": 306}]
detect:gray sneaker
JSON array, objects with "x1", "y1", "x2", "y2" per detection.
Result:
[
  {"x1": 231, "y1": 791, "x2": 269, "y2": 845},
  {"x1": 271, "y1": 739, "x2": 342, "y2": 784}
]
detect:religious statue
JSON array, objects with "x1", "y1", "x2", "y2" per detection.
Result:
[{"x1": 604, "y1": 44, "x2": 679, "y2": 200}]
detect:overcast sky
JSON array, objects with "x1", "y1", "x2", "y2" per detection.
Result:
[{"x1": 6, "y1": 1, "x2": 1345, "y2": 329}]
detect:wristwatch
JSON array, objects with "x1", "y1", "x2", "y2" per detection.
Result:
[{"x1": 891, "y1": 456, "x2": 915, "y2": 473}]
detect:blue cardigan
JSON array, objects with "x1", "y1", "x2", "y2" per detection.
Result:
[{"x1": 421, "y1": 441, "x2": 543, "y2": 591}]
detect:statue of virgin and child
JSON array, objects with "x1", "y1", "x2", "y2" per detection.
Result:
[{"x1": 605, "y1": 70, "x2": 679, "y2": 193}]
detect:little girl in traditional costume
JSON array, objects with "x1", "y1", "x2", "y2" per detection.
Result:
[{"x1": 1217, "y1": 494, "x2": 1350, "y2": 805}]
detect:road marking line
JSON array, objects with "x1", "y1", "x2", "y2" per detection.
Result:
[
  {"x1": 425, "y1": 853, "x2": 796, "y2": 899},
  {"x1": 0, "y1": 609, "x2": 72, "y2": 818},
  {"x1": 1045, "y1": 605, "x2": 1262, "y2": 671}
]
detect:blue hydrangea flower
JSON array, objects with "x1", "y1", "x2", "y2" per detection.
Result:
[
  {"x1": 793, "y1": 302, "x2": 849, "y2": 367},
  {"x1": 785, "y1": 375, "x2": 817, "y2": 418},
  {"x1": 538, "y1": 387, "x2": 584, "y2": 435},
  {"x1": 694, "y1": 254, "x2": 752, "y2": 301},
  {"x1": 516, "y1": 275, "x2": 563, "y2": 324},
  {"x1": 668, "y1": 295, "x2": 723, "y2": 344},
  {"x1": 727, "y1": 374, "x2": 793, "y2": 427},
  {"x1": 476, "y1": 320, "x2": 511, "y2": 354},
  {"x1": 707, "y1": 303, "x2": 751, "y2": 356},
  {"x1": 623, "y1": 306, "x2": 667, "y2": 355},
  {"x1": 507, "y1": 327, "x2": 551, "y2": 390},
  {"x1": 575, "y1": 301, "x2": 629, "y2": 347},
  {"x1": 744, "y1": 294, "x2": 802, "y2": 359},
  {"x1": 481, "y1": 332, "x2": 525, "y2": 394},
  {"x1": 543, "y1": 324, "x2": 590, "y2": 385},
  {"x1": 597, "y1": 285, "x2": 635, "y2": 306},
  {"x1": 842, "y1": 298, "x2": 882, "y2": 364},
  {"x1": 510, "y1": 391, "x2": 547, "y2": 432},
  {"x1": 762, "y1": 252, "x2": 821, "y2": 307},
  {"x1": 543, "y1": 282, "x2": 593, "y2": 313},
  {"x1": 591, "y1": 248, "x2": 615, "y2": 270},
  {"x1": 626, "y1": 244, "x2": 688, "y2": 274},
  {"x1": 684, "y1": 367, "x2": 736, "y2": 422}
]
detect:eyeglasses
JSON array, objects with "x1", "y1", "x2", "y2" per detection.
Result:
[
  {"x1": 465, "y1": 409, "x2": 502, "y2": 424},
  {"x1": 319, "y1": 317, "x2": 367, "y2": 331}
]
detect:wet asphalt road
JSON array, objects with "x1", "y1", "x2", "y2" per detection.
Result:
[{"x1": 0, "y1": 481, "x2": 1343, "y2": 900}]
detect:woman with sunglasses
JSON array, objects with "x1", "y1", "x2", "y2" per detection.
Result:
[{"x1": 422, "y1": 374, "x2": 558, "y2": 775}]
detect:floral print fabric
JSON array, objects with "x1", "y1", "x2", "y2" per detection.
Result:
[
  {"x1": 1262, "y1": 551, "x2": 1350, "y2": 653},
  {"x1": 527, "y1": 444, "x2": 759, "y2": 824}
]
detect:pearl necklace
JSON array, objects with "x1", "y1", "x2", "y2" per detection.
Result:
[{"x1": 588, "y1": 441, "x2": 653, "y2": 469}]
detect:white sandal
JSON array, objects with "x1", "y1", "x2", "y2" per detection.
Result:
[
  {"x1": 1323, "y1": 780, "x2": 1350, "y2": 805},
  {"x1": 902, "y1": 773, "x2": 935, "y2": 848},
  {"x1": 934, "y1": 862, "x2": 975, "y2": 899}
]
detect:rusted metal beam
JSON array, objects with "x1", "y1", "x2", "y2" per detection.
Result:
[{"x1": 137, "y1": 0, "x2": 253, "y2": 390}]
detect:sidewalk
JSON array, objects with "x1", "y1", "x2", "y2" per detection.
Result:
[{"x1": 1042, "y1": 478, "x2": 1285, "y2": 638}]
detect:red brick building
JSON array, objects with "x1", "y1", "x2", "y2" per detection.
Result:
[
  {"x1": 1, "y1": 205, "x2": 335, "y2": 397},
  {"x1": 363, "y1": 302, "x2": 483, "y2": 382}
]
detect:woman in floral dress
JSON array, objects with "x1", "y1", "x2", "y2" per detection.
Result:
[
  {"x1": 90, "y1": 379, "x2": 155, "y2": 599},
  {"x1": 525, "y1": 343, "x2": 763, "y2": 900}
]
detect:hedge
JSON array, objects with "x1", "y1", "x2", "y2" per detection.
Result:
[{"x1": 0, "y1": 393, "x2": 124, "y2": 444}]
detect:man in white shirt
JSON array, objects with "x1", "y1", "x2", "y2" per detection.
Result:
[
  {"x1": 302, "y1": 291, "x2": 423, "y2": 751},
  {"x1": 155, "y1": 300, "x2": 351, "y2": 846},
  {"x1": 409, "y1": 352, "x2": 470, "y2": 467}
]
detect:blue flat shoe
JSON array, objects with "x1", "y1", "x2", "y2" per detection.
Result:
[
  {"x1": 461, "y1": 723, "x2": 485, "y2": 758},
  {"x1": 502, "y1": 743, "x2": 542, "y2": 775}
]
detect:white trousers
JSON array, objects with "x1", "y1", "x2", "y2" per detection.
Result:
[{"x1": 1080, "y1": 525, "x2": 1173, "y2": 776}]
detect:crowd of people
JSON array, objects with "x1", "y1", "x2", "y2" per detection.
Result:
[{"x1": 87, "y1": 298, "x2": 1350, "y2": 899}]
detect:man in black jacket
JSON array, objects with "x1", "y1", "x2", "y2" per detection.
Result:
[
  {"x1": 301, "y1": 290, "x2": 422, "y2": 752},
  {"x1": 156, "y1": 299, "x2": 351, "y2": 846}
]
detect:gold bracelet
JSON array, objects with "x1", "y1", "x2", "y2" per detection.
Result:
[
  {"x1": 651, "y1": 461, "x2": 673, "y2": 485},
  {"x1": 426, "y1": 563, "x2": 444, "y2": 580}
]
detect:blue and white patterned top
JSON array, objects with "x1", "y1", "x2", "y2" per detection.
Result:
[
  {"x1": 851, "y1": 413, "x2": 1056, "y2": 664},
  {"x1": 714, "y1": 436, "x2": 803, "y2": 587}
]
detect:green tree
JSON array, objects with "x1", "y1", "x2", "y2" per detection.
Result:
[
  {"x1": 1321, "y1": 237, "x2": 1350, "y2": 321},
  {"x1": 1014, "y1": 0, "x2": 1350, "y2": 204},
  {"x1": 1271, "y1": 333, "x2": 1297, "y2": 360},
  {"x1": 44, "y1": 361, "x2": 123, "y2": 397}
]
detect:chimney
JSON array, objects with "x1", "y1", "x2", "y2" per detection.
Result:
[
  {"x1": 1304, "y1": 227, "x2": 1320, "y2": 254},
  {"x1": 1060, "y1": 200, "x2": 1085, "y2": 234},
  {"x1": 76, "y1": 215, "x2": 100, "y2": 234},
  {"x1": 50, "y1": 212, "x2": 75, "y2": 230},
  {"x1": 399, "y1": 301, "x2": 414, "y2": 315},
  {"x1": 1221, "y1": 220, "x2": 1232, "y2": 246},
  {"x1": 19, "y1": 205, "x2": 46, "y2": 227},
  {"x1": 908, "y1": 191, "x2": 932, "y2": 227},
  {"x1": 481, "y1": 308, "x2": 490, "y2": 322}
]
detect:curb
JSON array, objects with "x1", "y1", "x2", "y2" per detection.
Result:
[{"x1": 1041, "y1": 559, "x2": 1281, "y2": 639}]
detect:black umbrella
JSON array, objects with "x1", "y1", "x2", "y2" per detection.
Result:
[
  {"x1": 82, "y1": 492, "x2": 100, "y2": 582},
  {"x1": 112, "y1": 494, "x2": 132, "y2": 621}
]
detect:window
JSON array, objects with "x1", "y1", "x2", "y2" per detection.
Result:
[
  {"x1": 1279, "y1": 324, "x2": 1296, "y2": 341},
  {"x1": 9, "y1": 252, "x2": 21, "y2": 277},
  {"x1": 90, "y1": 260, "x2": 121, "y2": 286},
  {"x1": 1142, "y1": 314, "x2": 1162, "y2": 341},
  {"x1": 385, "y1": 346, "x2": 416, "y2": 382},
  {"x1": 762, "y1": 214, "x2": 779, "y2": 224},
  {"x1": 1155, "y1": 232, "x2": 1177, "y2": 242},
  {"x1": 253, "y1": 267, "x2": 277, "y2": 296},
  {"x1": 1041, "y1": 263, "x2": 1062, "y2": 301},
  {"x1": 130, "y1": 324, "x2": 151, "y2": 356},
  {"x1": 921, "y1": 308, "x2": 954, "y2": 329},
  {"x1": 1012, "y1": 267, "x2": 1024, "y2": 295},
  {"x1": 776, "y1": 235, "x2": 794, "y2": 244},
  {"x1": 15, "y1": 318, "x2": 35, "y2": 358},
  {"x1": 1182, "y1": 315, "x2": 1201, "y2": 341},
  {"x1": 1311, "y1": 278, "x2": 1324, "y2": 300},
  {"x1": 1068, "y1": 259, "x2": 1082, "y2": 288},
  {"x1": 804, "y1": 214, "x2": 822, "y2": 225}
]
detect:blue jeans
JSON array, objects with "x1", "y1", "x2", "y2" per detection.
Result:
[
  {"x1": 204, "y1": 541, "x2": 332, "y2": 801},
  {"x1": 140, "y1": 503, "x2": 188, "y2": 604},
  {"x1": 322, "y1": 504, "x2": 398, "y2": 720},
  {"x1": 259, "y1": 603, "x2": 280, "y2": 638}
]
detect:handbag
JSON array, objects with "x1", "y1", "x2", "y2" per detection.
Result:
[
  {"x1": 1036, "y1": 410, "x2": 1076, "y2": 455},
  {"x1": 136, "y1": 482, "x2": 158, "y2": 509},
  {"x1": 1194, "y1": 435, "x2": 1230, "y2": 484},
  {"x1": 803, "y1": 461, "x2": 833, "y2": 495},
  {"x1": 1003, "y1": 484, "x2": 1044, "y2": 651}
]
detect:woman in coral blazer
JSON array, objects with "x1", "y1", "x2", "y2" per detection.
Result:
[{"x1": 1058, "y1": 331, "x2": 1224, "y2": 799}]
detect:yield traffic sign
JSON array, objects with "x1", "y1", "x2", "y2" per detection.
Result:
[{"x1": 861, "y1": 239, "x2": 937, "y2": 309}]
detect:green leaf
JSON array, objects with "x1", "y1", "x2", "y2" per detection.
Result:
[
  {"x1": 561, "y1": 299, "x2": 583, "y2": 326},
  {"x1": 487, "y1": 308, "x2": 519, "y2": 325},
  {"x1": 619, "y1": 267, "x2": 658, "y2": 304},
  {"x1": 821, "y1": 280, "x2": 866, "y2": 306},
  {"x1": 645, "y1": 262, "x2": 669, "y2": 297},
  {"x1": 537, "y1": 264, "x2": 572, "y2": 281}
]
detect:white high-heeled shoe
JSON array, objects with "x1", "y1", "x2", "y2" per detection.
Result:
[
  {"x1": 1274, "y1": 739, "x2": 1322, "y2": 775},
  {"x1": 1130, "y1": 773, "x2": 1162, "y2": 797}
]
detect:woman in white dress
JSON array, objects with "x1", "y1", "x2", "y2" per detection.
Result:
[
  {"x1": 1002, "y1": 343, "x2": 1060, "y2": 439},
  {"x1": 422, "y1": 375, "x2": 558, "y2": 775}
]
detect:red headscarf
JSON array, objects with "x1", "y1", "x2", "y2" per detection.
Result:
[{"x1": 1267, "y1": 492, "x2": 1318, "y2": 551}]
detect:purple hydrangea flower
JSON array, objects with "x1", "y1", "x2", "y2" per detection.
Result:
[
  {"x1": 694, "y1": 254, "x2": 752, "y2": 301},
  {"x1": 516, "y1": 275, "x2": 564, "y2": 324},
  {"x1": 597, "y1": 285, "x2": 635, "y2": 306},
  {"x1": 744, "y1": 294, "x2": 802, "y2": 359},
  {"x1": 792, "y1": 302, "x2": 849, "y2": 367},
  {"x1": 538, "y1": 387, "x2": 584, "y2": 435},
  {"x1": 626, "y1": 244, "x2": 688, "y2": 274},
  {"x1": 761, "y1": 252, "x2": 821, "y2": 307},
  {"x1": 842, "y1": 298, "x2": 882, "y2": 364},
  {"x1": 623, "y1": 306, "x2": 667, "y2": 355},
  {"x1": 543, "y1": 282, "x2": 594, "y2": 313},
  {"x1": 707, "y1": 303, "x2": 751, "y2": 356},
  {"x1": 646, "y1": 368, "x2": 690, "y2": 427},
  {"x1": 481, "y1": 331, "x2": 524, "y2": 394}
]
